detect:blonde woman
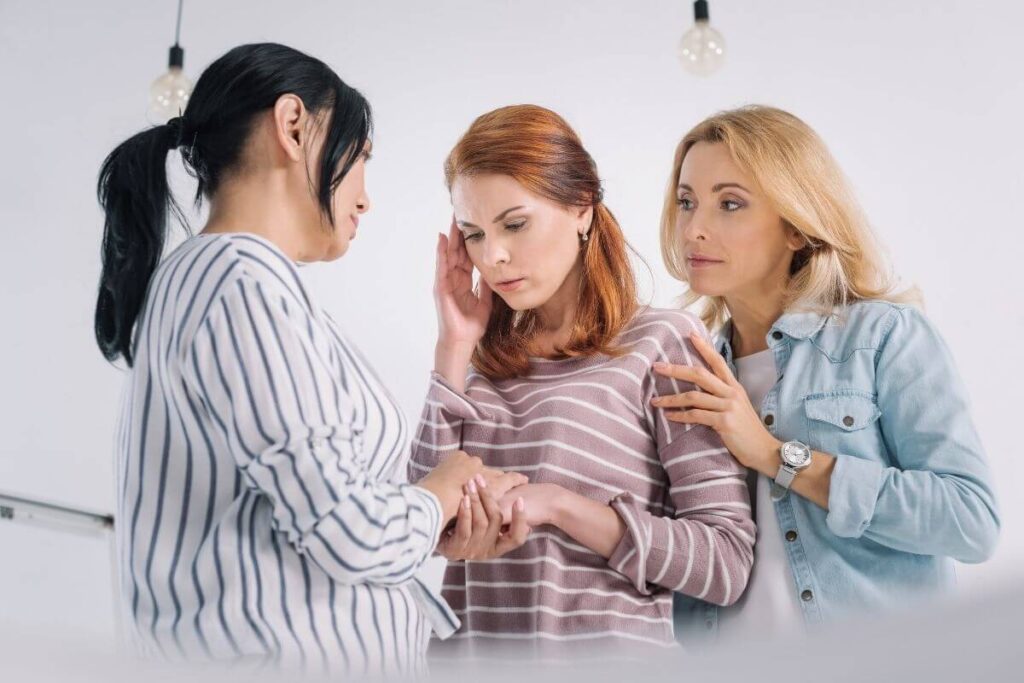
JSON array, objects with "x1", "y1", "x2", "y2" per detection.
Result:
[{"x1": 650, "y1": 106, "x2": 999, "y2": 642}]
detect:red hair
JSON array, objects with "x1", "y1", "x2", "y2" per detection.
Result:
[{"x1": 444, "y1": 105, "x2": 637, "y2": 380}]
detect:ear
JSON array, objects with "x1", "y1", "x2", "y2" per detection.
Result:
[
  {"x1": 576, "y1": 204, "x2": 594, "y2": 237},
  {"x1": 784, "y1": 222, "x2": 807, "y2": 252},
  {"x1": 271, "y1": 94, "x2": 308, "y2": 163}
]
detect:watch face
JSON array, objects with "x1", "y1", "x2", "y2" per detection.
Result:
[{"x1": 782, "y1": 441, "x2": 812, "y2": 468}]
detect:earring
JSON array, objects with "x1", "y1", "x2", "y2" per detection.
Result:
[{"x1": 580, "y1": 231, "x2": 589, "y2": 243}]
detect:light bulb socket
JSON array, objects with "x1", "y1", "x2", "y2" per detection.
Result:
[
  {"x1": 694, "y1": 0, "x2": 710, "y2": 22},
  {"x1": 168, "y1": 44, "x2": 184, "y2": 69}
]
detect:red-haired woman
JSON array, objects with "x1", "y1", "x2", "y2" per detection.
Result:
[{"x1": 409, "y1": 105, "x2": 755, "y2": 655}]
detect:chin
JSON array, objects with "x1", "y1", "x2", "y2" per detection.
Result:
[
  {"x1": 684, "y1": 274, "x2": 728, "y2": 298},
  {"x1": 496, "y1": 290, "x2": 546, "y2": 312},
  {"x1": 323, "y1": 241, "x2": 351, "y2": 262}
]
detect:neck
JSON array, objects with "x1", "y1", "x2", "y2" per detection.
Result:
[
  {"x1": 532, "y1": 261, "x2": 583, "y2": 356},
  {"x1": 201, "y1": 171, "x2": 325, "y2": 262},
  {"x1": 725, "y1": 283, "x2": 787, "y2": 358}
]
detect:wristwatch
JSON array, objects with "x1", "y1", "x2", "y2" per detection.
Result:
[{"x1": 771, "y1": 440, "x2": 812, "y2": 499}]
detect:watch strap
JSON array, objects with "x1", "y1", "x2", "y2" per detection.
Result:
[{"x1": 772, "y1": 464, "x2": 797, "y2": 501}]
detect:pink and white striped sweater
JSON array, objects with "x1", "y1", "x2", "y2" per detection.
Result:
[{"x1": 409, "y1": 307, "x2": 755, "y2": 652}]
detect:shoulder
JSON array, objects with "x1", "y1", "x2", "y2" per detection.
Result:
[
  {"x1": 813, "y1": 300, "x2": 932, "y2": 359},
  {"x1": 173, "y1": 234, "x2": 323, "y2": 354},
  {"x1": 624, "y1": 306, "x2": 709, "y2": 340},
  {"x1": 189, "y1": 234, "x2": 316, "y2": 318},
  {"x1": 620, "y1": 306, "x2": 710, "y2": 365},
  {"x1": 835, "y1": 299, "x2": 925, "y2": 341}
]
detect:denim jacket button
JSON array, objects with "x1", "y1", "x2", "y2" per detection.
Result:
[
  {"x1": 764, "y1": 414, "x2": 775, "y2": 426},
  {"x1": 801, "y1": 590, "x2": 814, "y2": 602},
  {"x1": 771, "y1": 331, "x2": 783, "y2": 341},
  {"x1": 785, "y1": 530, "x2": 798, "y2": 542},
  {"x1": 843, "y1": 415, "x2": 855, "y2": 427}
]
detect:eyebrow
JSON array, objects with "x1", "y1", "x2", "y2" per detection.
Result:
[
  {"x1": 677, "y1": 182, "x2": 750, "y2": 193},
  {"x1": 456, "y1": 205, "x2": 526, "y2": 229}
]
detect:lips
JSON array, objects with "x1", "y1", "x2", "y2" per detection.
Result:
[
  {"x1": 494, "y1": 277, "x2": 526, "y2": 292},
  {"x1": 686, "y1": 254, "x2": 723, "y2": 268}
]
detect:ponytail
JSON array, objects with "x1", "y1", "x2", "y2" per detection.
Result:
[{"x1": 94, "y1": 121, "x2": 183, "y2": 366}]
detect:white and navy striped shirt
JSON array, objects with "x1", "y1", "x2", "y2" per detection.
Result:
[{"x1": 114, "y1": 232, "x2": 458, "y2": 675}]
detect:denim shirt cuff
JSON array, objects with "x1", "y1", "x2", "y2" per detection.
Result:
[{"x1": 825, "y1": 454, "x2": 885, "y2": 538}]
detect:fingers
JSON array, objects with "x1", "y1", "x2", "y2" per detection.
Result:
[
  {"x1": 665, "y1": 408, "x2": 719, "y2": 429},
  {"x1": 477, "y1": 277, "x2": 494, "y2": 310},
  {"x1": 651, "y1": 390, "x2": 728, "y2": 412},
  {"x1": 488, "y1": 471, "x2": 529, "y2": 499},
  {"x1": 495, "y1": 497, "x2": 531, "y2": 556},
  {"x1": 652, "y1": 362, "x2": 731, "y2": 397},
  {"x1": 467, "y1": 476, "x2": 488, "y2": 541},
  {"x1": 447, "y1": 221, "x2": 471, "y2": 275},
  {"x1": 445, "y1": 492, "x2": 472, "y2": 556},
  {"x1": 434, "y1": 232, "x2": 450, "y2": 293},
  {"x1": 478, "y1": 486, "x2": 504, "y2": 548},
  {"x1": 461, "y1": 475, "x2": 507, "y2": 559},
  {"x1": 688, "y1": 332, "x2": 737, "y2": 385}
]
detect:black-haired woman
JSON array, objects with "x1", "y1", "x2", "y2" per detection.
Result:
[{"x1": 95, "y1": 43, "x2": 526, "y2": 675}]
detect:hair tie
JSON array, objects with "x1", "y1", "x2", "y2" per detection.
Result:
[{"x1": 165, "y1": 116, "x2": 185, "y2": 148}]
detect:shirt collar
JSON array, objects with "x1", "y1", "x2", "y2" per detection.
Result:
[
  {"x1": 772, "y1": 309, "x2": 831, "y2": 340},
  {"x1": 716, "y1": 309, "x2": 831, "y2": 359}
]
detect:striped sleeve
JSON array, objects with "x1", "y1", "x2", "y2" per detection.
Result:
[
  {"x1": 184, "y1": 273, "x2": 444, "y2": 587},
  {"x1": 408, "y1": 371, "x2": 491, "y2": 484},
  {"x1": 607, "y1": 337, "x2": 755, "y2": 607}
]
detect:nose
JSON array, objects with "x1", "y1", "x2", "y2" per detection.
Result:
[
  {"x1": 482, "y1": 237, "x2": 510, "y2": 268},
  {"x1": 356, "y1": 189, "x2": 370, "y2": 214},
  {"x1": 680, "y1": 206, "x2": 707, "y2": 242}
]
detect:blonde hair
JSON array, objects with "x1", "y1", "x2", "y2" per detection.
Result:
[{"x1": 659, "y1": 105, "x2": 919, "y2": 331}]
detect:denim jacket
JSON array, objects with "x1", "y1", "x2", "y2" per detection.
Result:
[{"x1": 675, "y1": 300, "x2": 1000, "y2": 641}]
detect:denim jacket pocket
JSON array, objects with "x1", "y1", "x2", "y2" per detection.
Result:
[{"x1": 804, "y1": 391, "x2": 882, "y2": 458}]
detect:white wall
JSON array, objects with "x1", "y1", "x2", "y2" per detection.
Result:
[{"x1": 1, "y1": 0, "x2": 1022, "y2": 640}]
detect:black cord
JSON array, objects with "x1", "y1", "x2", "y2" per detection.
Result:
[
  {"x1": 174, "y1": 0, "x2": 184, "y2": 45},
  {"x1": 167, "y1": 0, "x2": 185, "y2": 69}
]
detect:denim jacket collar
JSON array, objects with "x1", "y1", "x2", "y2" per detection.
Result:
[{"x1": 716, "y1": 310, "x2": 831, "y2": 362}]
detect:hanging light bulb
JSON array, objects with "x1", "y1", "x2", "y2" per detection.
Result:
[
  {"x1": 148, "y1": 0, "x2": 192, "y2": 122},
  {"x1": 678, "y1": 0, "x2": 726, "y2": 76}
]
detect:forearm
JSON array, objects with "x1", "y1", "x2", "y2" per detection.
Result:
[
  {"x1": 298, "y1": 478, "x2": 443, "y2": 586},
  {"x1": 550, "y1": 489, "x2": 627, "y2": 558},
  {"x1": 824, "y1": 454, "x2": 999, "y2": 560},
  {"x1": 433, "y1": 340, "x2": 475, "y2": 392}
]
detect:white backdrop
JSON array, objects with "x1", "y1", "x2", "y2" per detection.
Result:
[{"x1": 1, "y1": 0, "x2": 1022, "y2": 642}]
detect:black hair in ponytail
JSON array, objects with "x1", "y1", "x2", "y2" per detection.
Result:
[{"x1": 94, "y1": 42, "x2": 372, "y2": 365}]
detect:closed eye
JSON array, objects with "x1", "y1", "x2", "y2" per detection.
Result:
[{"x1": 505, "y1": 220, "x2": 527, "y2": 232}]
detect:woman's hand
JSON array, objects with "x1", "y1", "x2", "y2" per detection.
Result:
[
  {"x1": 434, "y1": 221, "x2": 493, "y2": 387},
  {"x1": 415, "y1": 450, "x2": 486, "y2": 523},
  {"x1": 479, "y1": 469, "x2": 530, "y2": 500},
  {"x1": 436, "y1": 473, "x2": 531, "y2": 561},
  {"x1": 496, "y1": 483, "x2": 567, "y2": 528},
  {"x1": 651, "y1": 332, "x2": 781, "y2": 473},
  {"x1": 498, "y1": 483, "x2": 628, "y2": 559}
]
